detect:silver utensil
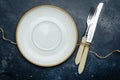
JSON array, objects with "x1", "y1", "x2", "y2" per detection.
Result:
[
  {"x1": 75, "y1": 7, "x2": 96, "y2": 65},
  {"x1": 76, "y1": 2, "x2": 104, "y2": 74}
]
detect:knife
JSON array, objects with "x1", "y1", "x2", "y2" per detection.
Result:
[{"x1": 78, "y1": 2, "x2": 104, "y2": 74}]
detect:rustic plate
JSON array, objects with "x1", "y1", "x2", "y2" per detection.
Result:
[{"x1": 16, "y1": 5, "x2": 78, "y2": 67}]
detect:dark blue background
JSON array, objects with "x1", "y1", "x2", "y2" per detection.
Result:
[{"x1": 0, "y1": 0, "x2": 120, "y2": 80}]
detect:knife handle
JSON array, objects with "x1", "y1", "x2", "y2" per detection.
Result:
[
  {"x1": 78, "y1": 43, "x2": 90, "y2": 74},
  {"x1": 75, "y1": 36, "x2": 86, "y2": 65}
]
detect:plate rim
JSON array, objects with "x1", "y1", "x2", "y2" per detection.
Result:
[{"x1": 16, "y1": 5, "x2": 78, "y2": 67}]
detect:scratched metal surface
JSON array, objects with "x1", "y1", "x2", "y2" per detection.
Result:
[{"x1": 0, "y1": 0, "x2": 120, "y2": 80}]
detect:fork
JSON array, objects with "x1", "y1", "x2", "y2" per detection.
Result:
[{"x1": 75, "y1": 7, "x2": 95, "y2": 65}]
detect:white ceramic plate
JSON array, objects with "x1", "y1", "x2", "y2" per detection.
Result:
[{"x1": 16, "y1": 5, "x2": 78, "y2": 67}]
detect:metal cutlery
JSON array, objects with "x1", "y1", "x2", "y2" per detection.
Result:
[
  {"x1": 75, "y1": 2, "x2": 104, "y2": 74},
  {"x1": 75, "y1": 7, "x2": 95, "y2": 65}
]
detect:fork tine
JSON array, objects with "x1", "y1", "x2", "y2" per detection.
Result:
[
  {"x1": 85, "y1": 7, "x2": 95, "y2": 36},
  {"x1": 87, "y1": 7, "x2": 95, "y2": 20}
]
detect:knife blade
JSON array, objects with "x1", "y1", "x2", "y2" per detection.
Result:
[{"x1": 86, "y1": 2, "x2": 104, "y2": 43}]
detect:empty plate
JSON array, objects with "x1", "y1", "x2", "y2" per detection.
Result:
[{"x1": 16, "y1": 5, "x2": 78, "y2": 67}]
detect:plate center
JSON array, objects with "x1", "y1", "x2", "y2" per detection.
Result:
[{"x1": 32, "y1": 21, "x2": 62, "y2": 51}]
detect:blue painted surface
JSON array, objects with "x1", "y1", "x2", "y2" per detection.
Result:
[{"x1": 0, "y1": 0, "x2": 120, "y2": 80}]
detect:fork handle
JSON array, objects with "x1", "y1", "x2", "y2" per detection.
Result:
[
  {"x1": 78, "y1": 43, "x2": 90, "y2": 74},
  {"x1": 75, "y1": 36, "x2": 86, "y2": 65}
]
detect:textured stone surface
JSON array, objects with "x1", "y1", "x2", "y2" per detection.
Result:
[{"x1": 0, "y1": 0, "x2": 120, "y2": 80}]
